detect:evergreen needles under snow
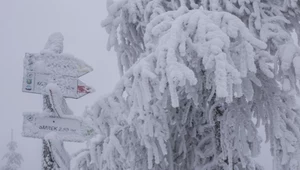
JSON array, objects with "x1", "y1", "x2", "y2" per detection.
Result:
[
  {"x1": 2, "y1": 131, "x2": 23, "y2": 170},
  {"x1": 73, "y1": 0, "x2": 300, "y2": 170}
]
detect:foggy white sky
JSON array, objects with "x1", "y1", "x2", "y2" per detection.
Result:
[{"x1": 0, "y1": 0, "x2": 271, "y2": 169}]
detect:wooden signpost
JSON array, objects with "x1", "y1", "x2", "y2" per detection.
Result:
[{"x1": 22, "y1": 33, "x2": 95, "y2": 170}]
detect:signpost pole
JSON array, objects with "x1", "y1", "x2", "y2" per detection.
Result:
[
  {"x1": 42, "y1": 95, "x2": 56, "y2": 170},
  {"x1": 22, "y1": 32, "x2": 93, "y2": 170},
  {"x1": 42, "y1": 139, "x2": 56, "y2": 170}
]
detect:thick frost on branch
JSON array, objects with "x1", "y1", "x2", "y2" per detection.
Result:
[
  {"x1": 144, "y1": 7, "x2": 269, "y2": 105},
  {"x1": 74, "y1": 0, "x2": 300, "y2": 170}
]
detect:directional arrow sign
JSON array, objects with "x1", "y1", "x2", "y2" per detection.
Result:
[
  {"x1": 22, "y1": 72, "x2": 92, "y2": 99},
  {"x1": 22, "y1": 112, "x2": 95, "y2": 142},
  {"x1": 24, "y1": 53, "x2": 93, "y2": 77}
]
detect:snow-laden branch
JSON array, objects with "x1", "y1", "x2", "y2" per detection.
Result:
[{"x1": 73, "y1": 0, "x2": 300, "y2": 170}]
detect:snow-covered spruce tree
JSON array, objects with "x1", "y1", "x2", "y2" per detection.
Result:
[
  {"x1": 2, "y1": 131, "x2": 23, "y2": 170},
  {"x1": 73, "y1": 0, "x2": 300, "y2": 170}
]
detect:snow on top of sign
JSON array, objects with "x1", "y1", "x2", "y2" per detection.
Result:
[
  {"x1": 41, "y1": 32, "x2": 64, "y2": 54},
  {"x1": 46, "y1": 83, "x2": 61, "y2": 94},
  {"x1": 23, "y1": 111, "x2": 53, "y2": 117},
  {"x1": 24, "y1": 52, "x2": 93, "y2": 77},
  {"x1": 22, "y1": 112, "x2": 82, "y2": 121},
  {"x1": 24, "y1": 32, "x2": 93, "y2": 77}
]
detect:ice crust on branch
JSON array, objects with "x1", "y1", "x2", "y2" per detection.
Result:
[
  {"x1": 144, "y1": 7, "x2": 268, "y2": 105},
  {"x1": 74, "y1": 0, "x2": 300, "y2": 170}
]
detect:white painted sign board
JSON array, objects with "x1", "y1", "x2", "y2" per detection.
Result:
[
  {"x1": 24, "y1": 53, "x2": 93, "y2": 77},
  {"x1": 22, "y1": 112, "x2": 95, "y2": 142},
  {"x1": 22, "y1": 72, "x2": 92, "y2": 99}
]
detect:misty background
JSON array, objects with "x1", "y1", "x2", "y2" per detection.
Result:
[{"x1": 0, "y1": 1, "x2": 272, "y2": 169}]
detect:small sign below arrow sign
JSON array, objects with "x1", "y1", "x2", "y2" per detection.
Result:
[{"x1": 22, "y1": 72, "x2": 93, "y2": 99}]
